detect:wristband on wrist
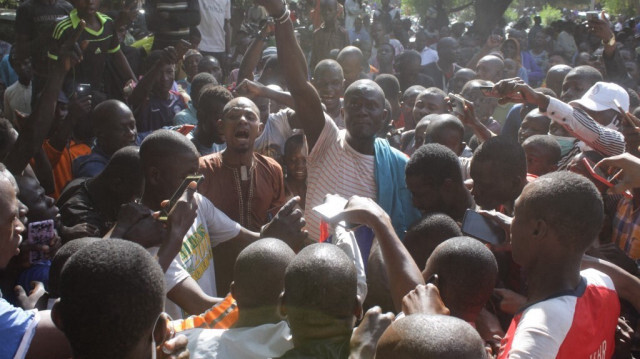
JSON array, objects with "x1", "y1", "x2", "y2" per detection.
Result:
[{"x1": 276, "y1": 9, "x2": 290, "y2": 24}]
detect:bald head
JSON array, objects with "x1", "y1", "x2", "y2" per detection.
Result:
[
  {"x1": 314, "y1": 59, "x2": 344, "y2": 79},
  {"x1": 545, "y1": 64, "x2": 572, "y2": 97},
  {"x1": 476, "y1": 55, "x2": 504, "y2": 83},
  {"x1": 222, "y1": 97, "x2": 260, "y2": 118},
  {"x1": 376, "y1": 314, "x2": 487, "y2": 359},
  {"x1": 232, "y1": 238, "x2": 295, "y2": 309},
  {"x1": 561, "y1": 65, "x2": 603, "y2": 102},
  {"x1": 93, "y1": 99, "x2": 133, "y2": 131},
  {"x1": 344, "y1": 79, "x2": 385, "y2": 103},
  {"x1": 337, "y1": 46, "x2": 364, "y2": 86}
]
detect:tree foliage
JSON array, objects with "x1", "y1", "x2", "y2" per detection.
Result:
[{"x1": 600, "y1": 0, "x2": 639, "y2": 16}]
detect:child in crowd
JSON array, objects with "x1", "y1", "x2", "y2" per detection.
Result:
[{"x1": 521, "y1": 134, "x2": 561, "y2": 176}]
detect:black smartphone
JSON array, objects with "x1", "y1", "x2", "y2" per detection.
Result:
[
  {"x1": 158, "y1": 174, "x2": 203, "y2": 222},
  {"x1": 76, "y1": 83, "x2": 91, "y2": 97},
  {"x1": 461, "y1": 209, "x2": 506, "y2": 246}
]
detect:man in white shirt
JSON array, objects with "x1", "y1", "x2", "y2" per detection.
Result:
[
  {"x1": 198, "y1": 0, "x2": 231, "y2": 69},
  {"x1": 4, "y1": 49, "x2": 32, "y2": 126},
  {"x1": 137, "y1": 129, "x2": 307, "y2": 318}
]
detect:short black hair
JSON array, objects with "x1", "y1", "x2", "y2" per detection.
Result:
[
  {"x1": 425, "y1": 114, "x2": 464, "y2": 145},
  {"x1": 376, "y1": 314, "x2": 486, "y2": 358},
  {"x1": 58, "y1": 239, "x2": 164, "y2": 359},
  {"x1": 140, "y1": 129, "x2": 199, "y2": 169},
  {"x1": 197, "y1": 55, "x2": 221, "y2": 72},
  {"x1": 196, "y1": 85, "x2": 234, "y2": 121},
  {"x1": 233, "y1": 238, "x2": 295, "y2": 309},
  {"x1": 402, "y1": 85, "x2": 426, "y2": 101},
  {"x1": 425, "y1": 236, "x2": 498, "y2": 319},
  {"x1": 519, "y1": 171, "x2": 604, "y2": 251},
  {"x1": 284, "y1": 134, "x2": 305, "y2": 158},
  {"x1": 422, "y1": 87, "x2": 447, "y2": 99},
  {"x1": 461, "y1": 79, "x2": 494, "y2": 97},
  {"x1": 472, "y1": 136, "x2": 527, "y2": 179},
  {"x1": 375, "y1": 74, "x2": 401, "y2": 101},
  {"x1": 284, "y1": 243, "x2": 357, "y2": 319},
  {"x1": 522, "y1": 135, "x2": 561, "y2": 165},
  {"x1": 404, "y1": 213, "x2": 463, "y2": 271},
  {"x1": 406, "y1": 143, "x2": 463, "y2": 185},
  {"x1": 190, "y1": 73, "x2": 218, "y2": 107},
  {"x1": 396, "y1": 50, "x2": 421, "y2": 66},
  {"x1": 314, "y1": 59, "x2": 344, "y2": 79},
  {"x1": 48, "y1": 237, "x2": 100, "y2": 298}
]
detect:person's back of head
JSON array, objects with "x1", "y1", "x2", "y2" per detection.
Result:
[
  {"x1": 545, "y1": 64, "x2": 572, "y2": 97},
  {"x1": 375, "y1": 314, "x2": 487, "y2": 359},
  {"x1": 196, "y1": 85, "x2": 234, "y2": 128},
  {"x1": 404, "y1": 213, "x2": 463, "y2": 271},
  {"x1": 190, "y1": 73, "x2": 218, "y2": 108},
  {"x1": 48, "y1": 237, "x2": 100, "y2": 299},
  {"x1": 521, "y1": 134, "x2": 561, "y2": 176},
  {"x1": 53, "y1": 239, "x2": 164, "y2": 359},
  {"x1": 282, "y1": 243, "x2": 359, "y2": 340},
  {"x1": 232, "y1": 238, "x2": 295, "y2": 310},
  {"x1": 95, "y1": 146, "x2": 144, "y2": 205},
  {"x1": 470, "y1": 136, "x2": 527, "y2": 210},
  {"x1": 425, "y1": 114, "x2": 465, "y2": 155},
  {"x1": 513, "y1": 171, "x2": 603, "y2": 267},
  {"x1": 0, "y1": 118, "x2": 17, "y2": 160},
  {"x1": 424, "y1": 236, "x2": 498, "y2": 322},
  {"x1": 375, "y1": 74, "x2": 401, "y2": 102},
  {"x1": 406, "y1": 143, "x2": 463, "y2": 186}
]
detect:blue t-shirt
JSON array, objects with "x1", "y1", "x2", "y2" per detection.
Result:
[{"x1": 0, "y1": 298, "x2": 39, "y2": 359}]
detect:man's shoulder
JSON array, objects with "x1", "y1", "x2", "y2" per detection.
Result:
[{"x1": 254, "y1": 152, "x2": 283, "y2": 171}]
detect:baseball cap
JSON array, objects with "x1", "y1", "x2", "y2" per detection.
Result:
[{"x1": 570, "y1": 81, "x2": 629, "y2": 113}]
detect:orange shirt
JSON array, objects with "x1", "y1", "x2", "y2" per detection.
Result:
[{"x1": 43, "y1": 139, "x2": 91, "y2": 199}]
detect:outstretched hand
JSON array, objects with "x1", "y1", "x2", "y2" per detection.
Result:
[
  {"x1": 234, "y1": 79, "x2": 265, "y2": 98},
  {"x1": 261, "y1": 196, "x2": 308, "y2": 252},
  {"x1": 596, "y1": 153, "x2": 640, "y2": 194},
  {"x1": 493, "y1": 78, "x2": 548, "y2": 107},
  {"x1": 349, "y1": 306, "x2": 395, "y2": 359}
]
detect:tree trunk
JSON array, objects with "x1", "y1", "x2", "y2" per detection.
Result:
[{"x1": 473, "y1": 0, "x2": 514, "y2": 38}]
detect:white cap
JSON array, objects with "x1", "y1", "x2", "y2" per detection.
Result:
[{"x1": 570, "y1": 81, "x2": 629, "y2": 113}]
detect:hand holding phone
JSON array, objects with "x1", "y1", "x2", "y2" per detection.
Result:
[
  {"x1": 158, "y1": 175, "x2": 203, "y2": 222},
  {"x1": 448, "y1": 93, "x2": 467, "y2": 116},
  {"x1": 582, "y1": 158, "x2": 633, "y2": 199},
  {"x1": 27, "y1": 219, "x2": 56, "y2": 264}
]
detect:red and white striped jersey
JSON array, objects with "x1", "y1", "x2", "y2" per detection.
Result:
[{"x1": 498, "y1": 268, "x2": 619, "y2": 359}]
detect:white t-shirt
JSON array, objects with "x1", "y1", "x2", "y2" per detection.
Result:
[
  {"x1": 184, "y1": 321, "x2": 293, "y2": 359},
  {"x1": 197, "y1": 0, "x2": 231, "y2": 52},
  {"x1": 163, "y1": 193, "x2": 241, "y2": 318},
  {"x1": 3, "y1": 81, "x2": 31, "y2": 125},
  {"x1": 420, "y1": 47, "x2": 438, "y2": 66},
  {"x1": 253, "y1": 109, "x2": 298, "y2": 160},
  {"x1": 305, "y1": 114, "x2": 377, "y2": 241}
]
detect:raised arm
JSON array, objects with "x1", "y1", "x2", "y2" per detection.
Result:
[
  {"x1": 4, "y1": 22, "x2": 85, "y2": 176},
  {"x1": 129, "y1": 46, "x2": 177, "y2": 116},
  {"x1": 234, "y1": 79, "x2": 295, "y2": 109},
  {"x1": 256, "y1": 0, "x2": 325, "y2": 150},
  {"x1": 236, "y1": 21, "x2": 274, "y2": 85}
]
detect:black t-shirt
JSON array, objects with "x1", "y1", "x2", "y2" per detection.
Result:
[
  {"x1": 48, "y1": 9, "x2": 120, "y2": 93},
  {"x1": 15, "y1": 0, "x2": 73, "y2": 74}
]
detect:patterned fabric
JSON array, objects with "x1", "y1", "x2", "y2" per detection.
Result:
[
  {"x1": 611, "y1": 196, "x2": 640, "y2": 261},
  {"x1": 172, "y1": 293, "x2": 238, "y2": 332}
]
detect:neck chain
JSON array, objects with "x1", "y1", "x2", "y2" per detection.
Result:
[{"x1": 223, "y1": 157, "x2": 256, "y2": 228}]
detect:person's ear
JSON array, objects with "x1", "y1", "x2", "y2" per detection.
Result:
[
  {"x1": 354, "y1": 295, "x2": 363, "y2": 321},
  {"x1": 532, "y1": 218, "x2": 548, "y2": 239},
  {"x1": 216, "y1": 119, "x2": 224, "y2": 133},
  {"x1": 456, "y1": 141, "x2": 466, "y2": 156},
  {"x1": 51, "y1": 299, "x2": 65, "y2": 331},
  {"x1": 258, "y1": 122, "x2": 265, "y2": 135},
  {"x1": 277, "y1": 291, "x2": 287, "y2": 319}
]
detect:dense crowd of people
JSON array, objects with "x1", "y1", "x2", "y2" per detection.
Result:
[{"x1": 1, "y1": 0, "x2": 640, "y2": 357}]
